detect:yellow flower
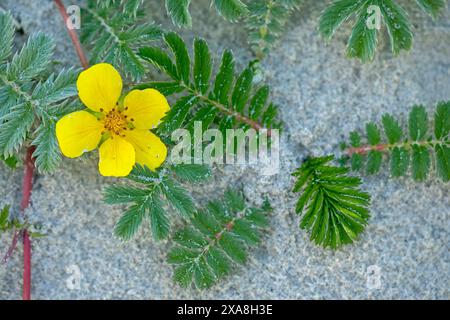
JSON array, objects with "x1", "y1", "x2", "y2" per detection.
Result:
[{"x1": 56, "y1": 63, "x2": 169, "y2": 177}]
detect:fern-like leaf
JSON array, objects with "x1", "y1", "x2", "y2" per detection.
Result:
[
  {"x1": 81, "y1": 0, "x2": 162, "y2": 81},
  {"x1": 166, "y1": 0, "x2": 248, "y2": 28},
  {"x1": 0, "y1": 12, "x2": 78, "y2": 172},
  {"x1": 246, "y1": 0, "x2": 302, "y2": 59},
  {"x1": 319, "y1": 0, "x2": 446, "y2": 62},
  {"x1": 138, "y1": 32, "x2": 281, "y2": 138},
  {"x1": 292, "y1": 155, "x2": 371, "y2": 248},
  {"x1": 104, "y1": 164, "x2": 211, "y2": 241},
  {"x1": 343, "y1": 102, "x2": 450, "y2": 182},
  {"x1": 167, "y1": 189, "x2": 271, "y2": 289}
]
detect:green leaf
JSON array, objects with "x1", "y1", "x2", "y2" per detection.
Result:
[
  {"x1": 138, "y1": 46, "x2": 179, "y2": 80},
  {"x1": 382, "y1": 114, "x2": 403, "y2": 144},
  {"x1": 293, "y1": 155, "x2": 371, "y2": 249},
  {"x1": 82, "y1": 2, "x2": 161, "y2": 81},
  {"x1": 193, "y1": 39, "x2": 212, "y2": 95},
  {"x1": 0, "y1": 104, "x2": 34, "y2": 158},
  {"x1": 165, "y1": 32, "x2": 190, "y2": 85},
  {"x1": 160, "y1": 177, "x2": 196, "y2": 219},
  {"x1": 345, "y1": 102, "x2": 450, "y2": 181},
  {"x1": 232, "y1": 68, "x2": 253, "y2": 112},
  {"x1": 351, "y1": 153, "x2": 363, "y2": 170},
  {"x1": 246, "y1": 0, "x2": 300, "y2": 58},
  {"x1": 0, "y1": 12, "x2": 15, "y2": 63},
  {"x1": 319, "y1": 0, "x2": 367, "y2": 40},
  {"x1": 114, "y1": 204, "x2": 146, "y2": 241},
  {"x1": 147, "y1": 191, "x2": 170, "y2": 240},
  {"x1": 166, "y1": 0, "x2": 192, "y2": 28},
  {"x1": 379, "y1": 0, "x2": 413, "y2": 55},
  {"x1": 158, "y1": 95, "x2": 199, "y2": 135},
  {"x1": 32, "y1": 119, "x2": 61, "y2": 173},
  {"x1": 140, "y1": 34, "x2": 280, "y2": 132},
  {"x1": 346, "y1": 3, "x2": 377, "y2": 63},
  {"x1": 434, "y1": 101, "x2": 450, "y2": 140},
  {"x1": 32, "y1": 68, "x2": 77, "y2": 105},
  {"x1": 366, "y1": 122, "x2": 381, "y2": 145},
  {"x1": 0, "y1": 205, "x2": 10, "y2": 229},
  {"x1": 350, "y1": 131, "x2": 361, "y2": 147},
  {"x1": 213, "y1": 0, "x2": 249, "y2": 22},
  {"x1": 103, "y1": 185, "x2": 149, "y2": 204},
  {"x1": 366, "y1": 150, "x2": 382, "y2": 174},
  {"x1": 0, "y1": 154, "x2": 18, "y2": 169},
  {"x1": 133, "y1": 81, "x2": 184, "y2": 96},
  {"x1": 415, "y1": 0, "x2": 446, "y2": 18},
  {"x1": 390, "y1": 147, "x2": 409, "y2": 177},
  {"x1": 249, "y1": 85, "x2": 269, "y2": 119},
  {"x1": 168, "y1": 189, "x2": 270, "y2": 289},
  {"x1": 411, "y1": 145, "x2": 430, "y2": 181},
  {"x1": 213, "y1": 50, "x2": 235, "y2": 105},
  {"x1": 7, "y1": 33, "x2": 54, "y2": 81},
  {"x1": 319, "y1": 0, "x2": 443, "y2": 62},
  {"x1": 172, "y1": 164, "x2": 212, "y2": 183},
  {"x1": 435, "y1": 145, "x2": 450, "y2": 182},
  {"x1": 409, "y1": 105, "x2": 428, "y2": 141}
]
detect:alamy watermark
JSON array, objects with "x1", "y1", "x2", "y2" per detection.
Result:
[
  {"x1": 170, "y1": 122, "x2": 280, "y2": 176},
  {"x1": 366, "y1": 264, "x2": 382, "y2": 290},
  {"x1": 66, "y1": 5, "x2": 80, "y2": 30},
  {"x1": 366, "y1": 5, "x2": 382, "y2": 30},
  {"x1": 65, "y1": 264, "x2": 81, "y2": 290}
]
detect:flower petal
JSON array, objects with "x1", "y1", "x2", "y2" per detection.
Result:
[
  {"x1": 98, "y1": 137, "x2": 136, "y2": 177},
  {"x1": 124, "y1": 129, "x2": 167, "y2": 170},
  {"x1": 56, "y1": 111, "x2": 103, "y2": 158},
  {"x1": 77, "y1": 63, "x2": 122, "y2": 112},
  {"x1": 123, "y1": 89, "x2": 170, "y2": 129}
]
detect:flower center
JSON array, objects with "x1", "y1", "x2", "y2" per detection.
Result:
[{"x1": 103, "y1": 109, "x2": 127, "y2": 135}]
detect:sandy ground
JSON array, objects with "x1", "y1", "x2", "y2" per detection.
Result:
[{"x1": 0, "y1": 0, "x2": 449, "y2": 299}]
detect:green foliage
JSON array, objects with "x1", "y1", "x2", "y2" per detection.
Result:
[
  {"x1": 82, "y1": 0, "x2": 162, "y2": 81},
  {"x1": 137, "y1": 32, "x2": 281, "y2": 137},
  {"x1": 246, "y1": 0, "x2": 302, "y2": 59},
  {"x1": 0, "y1": 154, "x2": 18, "y2": 169},
  {"x1": 104, "y1": 164, "x2": 211, "y2": 241},
  {"x1": 167, "y1": 189, "x2": 271, "y2": 289},
  {"x1": 292, "y1": 156, "x2": 371, "y2": 249},
  {"x1": 343, "y1": 102, "x2": 450, "y2": 182},
  {"x1": 319, "y1": 0, "x2": 447, "y2": 62},
  {"x1": 0, "y1": 205, "x2": 13, "y2": 232},
  {"x1": 0, "y1": 205, "x2": 46, "y2": 238},
  {"x1": 166, "y1": 0, "x2": 249, "y2": 28},
  {"x1": 0, "y1": 12, "x2": 78, "y2": 173}
]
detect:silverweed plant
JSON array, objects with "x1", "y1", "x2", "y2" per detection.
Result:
[{"x1": 0, "y1": 0, "x2": 448, "y2": 299}]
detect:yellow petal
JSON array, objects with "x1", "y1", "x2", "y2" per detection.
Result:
[
  {"x1": 98, "y1": 137, "x2": 135, "y2": 177},
  {"x1": 124, "y1": 129, "x2": 167, "y2": 170},
  {"x1": 123, "y1": 89, "x2": 170, "y2": 129},
  {"x1": 56, "y1": 110, "x2": 103, "y2": 158},
  {"x1": 77, "y1": 63, "x2": 122, "y2": 113}
]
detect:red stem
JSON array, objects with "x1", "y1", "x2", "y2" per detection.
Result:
[
  {"x1": 1, "y1": 230, "x2": 21, "y2": 265},
  {"x1": 346, "y1": 144, "x2": 389, "y2": 156},
  {"x1": 22, "y1": 230, "x2": 31, "y2": 300},
  {"x1": 21, "y1": 146, "x2": 35, "y2": 300},
  {"x1": 53, "y1": 0, "x2": 89, "y2": 69}
]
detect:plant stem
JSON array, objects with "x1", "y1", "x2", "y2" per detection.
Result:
[
  {"x1": 183, "y1": 84, "x2": 267, "y2": 132},
  {"x1": 345, "y1": 139, "x2": 442, "y2": 156},
  {"x1": 54, "y1": 0, "x2": 89, "y2": 69},
  {"x1": 21, "y1": 146, "x2": 36, "y2": 300},
  {"x1": 1, "y1": 230, "x2": 21, "y2": 265}
]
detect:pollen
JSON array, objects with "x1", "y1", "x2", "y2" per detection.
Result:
[{"x1": 103, "y1": 110, "x2": 128, "y2": 135}]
